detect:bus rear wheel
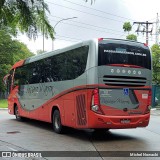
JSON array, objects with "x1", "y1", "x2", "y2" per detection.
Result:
[
  {"x1": 94, "y1": 129, "x2": 109, "y2": 135},
  {"x1": 52, "y1": 110, "x2": 64, "y2": 134}
]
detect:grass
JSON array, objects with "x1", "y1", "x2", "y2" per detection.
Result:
[{"x1": 0, "y1": 99, "x2": 8, "y2": 108}]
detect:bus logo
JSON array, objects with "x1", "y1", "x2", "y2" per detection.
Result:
[{"x1": 123, "y1": 88, "x2": 129, "y2": 96}]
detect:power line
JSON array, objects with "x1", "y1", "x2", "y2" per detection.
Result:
[
  {"x1": 48, "y1": 18, "x2": 125, "y2": 37},
  {"x1": 48, "y1": 15, "x2": 124, "y2": 34},
  {"x1": 46, "y1": 1, "x2": 125, "y2": 23},
  {"x1": 133, "y1": 21, "x2": 153, "y2": 45},
  {"x1": 56, "y1": 37, "x2": 78, "y2": 42},
  {"x1": 155, "y1": 13, "x2": 159, "y2": 44},
  {"x1": 62, "y1": 0, "x2": 136, "y2": 22},
  {"x1": 56, "y1": 34, "x2": 82, "y2": 41},
  {"x1": 38, "y1": 33, "x2": 81, "y2": 41}
]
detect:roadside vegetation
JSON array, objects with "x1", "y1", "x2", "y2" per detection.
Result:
[{"x1": 0, "y1": 99, "x2": 8, "y2": 108}]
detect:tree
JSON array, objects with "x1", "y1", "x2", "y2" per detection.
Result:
[
  {"x1": 123, "y1": 22, "x2": 137, "y2": 41},
  {"x1": 85, "y1": 0, "x2": 95, "y2": 4},
  {"x1": 36, "y1": 49, "x2": 47, "y2": 55},
  {"x1": 126, "y1": 34, "x2": 137, "y2": 41},
  {"x1": 0, "y1": 0, "x2": 94, "y2": 40},
  {"x1": 0, "y1": 0, "x2": 54, "y2": 39},
  {"x1": 12, "y1": 40, "x2": 34, "y2": 63},
  {"x1": 123, "y1": 22, "x2": 132, "y2": 34},
  {"x1": 151, "y1": 44, "x2": 160, "y2": 84},
  {"x1": 0, "y1": 30, "x2": 34, "y2": 93}
]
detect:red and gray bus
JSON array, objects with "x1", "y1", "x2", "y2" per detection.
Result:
[{"x1": 4, "y1": 38, "x2": 152, "y2": 133}]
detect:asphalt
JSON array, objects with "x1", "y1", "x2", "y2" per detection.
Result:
[
  {"x1": 151, "y1": 108, "x2": 160, "y2": 115},
  {"x1": 1, "y1": 110, "x2": 160, "y2": 160}
]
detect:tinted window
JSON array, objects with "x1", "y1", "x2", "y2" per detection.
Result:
[
  {"x1": 98, "y1": 41, "x2": 151, "y2": 69},
  {"x1": 50, "y1": 45, "x2": 89, "y2": 81},
  {"x1": 14, "y1": 65, "x2": 29, "y2": 85},
  {"x1": 14, "y1": 46, "x2": 89, "y2": 85}
]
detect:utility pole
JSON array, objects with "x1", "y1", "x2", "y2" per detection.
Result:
[
  {"x1": 133, "y1": 21, "x2": 153, "y2": 45},
  {"x1": 43, "y1": 1, "x2": 45, "y2": 52},
  {"x1": 155, "y1": 13, "x2": 159, "y2": 44}
]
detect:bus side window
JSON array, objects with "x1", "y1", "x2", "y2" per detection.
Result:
[{"x1": 14, "y1": 66, "x2": 28, "y2": 86}]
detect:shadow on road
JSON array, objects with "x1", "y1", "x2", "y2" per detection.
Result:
[{"x1": 9, "y1": 118, "x2": 137, "y2": 142}]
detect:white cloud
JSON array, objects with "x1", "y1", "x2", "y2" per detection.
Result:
[{"x1": 17, "y1": 0, "x2": 160, "y2": 53}]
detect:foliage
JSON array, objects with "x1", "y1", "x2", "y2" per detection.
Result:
[
  {"x1": 0, "y1": 64, "x2": 11, "y2": 93},
  {"x1": 0, "y1": 99, "x2": 7, "y2": 108},
  {"x1": 0, "y1": 30, "x2": 34, "y2": 92},
  {"x1": 123, "y1": 22, "x2": 137, "y2": 41},
  {"x1": 123, "y1": 22, "x2": 132, "y2": 34},
  {"x1": 151, "y1": 44, "x2": 160, "y2": 84},
  {"x1": 126, "y1": 34, "x2": 137, "y2": 41},
  {"x1": 0, "y1": 0, "x2": 54, "y2": 39},
  {"x1": 36, "y1": 49, "x2": 47, "y2": 55},
  {"x1": 84, "y1": 0, "x2": 95, "y2": 4}
]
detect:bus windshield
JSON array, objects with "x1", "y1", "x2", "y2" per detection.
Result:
[{"x1": 98, "y1": 40, "x2": 151, "y2": 69}]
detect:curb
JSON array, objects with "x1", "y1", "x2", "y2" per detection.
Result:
[
  {"x1": 0, "y1": 108, "x2": 8, "y2": 110},
  {"x1": 151, "y1": 108, "x2": 160, "y2": 110}
]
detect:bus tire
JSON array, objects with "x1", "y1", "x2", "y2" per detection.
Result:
[
  {"x1": 52, "y1": 110, "x2": 64, "y2": 134},
  {"x1": 15, "y1": 106, "x2": 23, "y2": 121},
  {"x1": 94, "y1": 129, "x2": 109, "y2": 135}
]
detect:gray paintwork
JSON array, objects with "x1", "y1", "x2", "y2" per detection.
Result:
[
  {"x1": 17, "y1": 39, "x2": 152, "y2": 111},
  {"x1": 18, "y1": 73, "x2": 87, "y2": 110},
  {"x1": 99, "y1": 89, "x2": 139, "y2": 109},
  {"x1": 18, "y1": 39, "x2": 98, "y2": 110}
]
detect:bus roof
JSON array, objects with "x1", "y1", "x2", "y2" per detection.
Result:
[
  {"x1": 11, "y1": 38, "x2": 149, "y2": 69},
  {"x1": 98, "y1": 38, "x2": 149, "y2": 47},
  {"x1": 24, "y1": 41, "x2": 85, "y2": 64}
]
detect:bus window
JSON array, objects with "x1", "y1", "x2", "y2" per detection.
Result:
[{"x1": 98, "y1": 41, "x2": 151, "y2": 70}]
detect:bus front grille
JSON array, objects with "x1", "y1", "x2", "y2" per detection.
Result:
[
  {"x1": 76, "y1": 94, "x2": 87, "y2": 126},
  {"x1": 103, "y1": 75, "x2": 147, "y2": 87}
]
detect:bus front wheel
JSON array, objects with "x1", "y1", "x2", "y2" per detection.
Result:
[
  {"x1": 52, "y1": 110, "x2": 64, "y2": 134},
  {"x1": 15, "y1": 106, "x2": 23, "y2": 121}
]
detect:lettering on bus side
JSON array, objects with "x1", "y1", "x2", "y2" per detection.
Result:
[
  {"x1": 101, "y1": 98, "x2": 130, "y2": 105},
  {"x1": 26, "y1": 84, "x2": 56, "y2": 97}
]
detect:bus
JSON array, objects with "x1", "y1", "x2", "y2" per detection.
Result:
[{"x1": 4, "y1": 38, "x2": 152, "y2": 134}]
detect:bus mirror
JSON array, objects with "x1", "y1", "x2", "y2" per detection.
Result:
[
  {"x1": 3, "y1": 79, "x2": 7, "y2": 86},
  {"x1": 3, "y1": 74, "x2": 10, "y2": 86}
]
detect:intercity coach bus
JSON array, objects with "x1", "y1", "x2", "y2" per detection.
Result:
[{"x1": 4, "y1": 38, "x2": 152, "y2": 134}]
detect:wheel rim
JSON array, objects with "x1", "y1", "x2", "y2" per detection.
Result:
[
  {"x1": 16, "y1": 107, "x2": 20, "y2": 119},
  {"x1": 55, "y1": 115, "x2": 60, "y2": 129}
]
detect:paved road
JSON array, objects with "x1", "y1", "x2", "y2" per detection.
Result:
[{"x1": 0, "y1": 110, "x2": 160, "y2": 160}]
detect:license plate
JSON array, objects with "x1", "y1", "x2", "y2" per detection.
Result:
[{"x1": 121, "y1": 119, "x2": 130, "y2": 124}]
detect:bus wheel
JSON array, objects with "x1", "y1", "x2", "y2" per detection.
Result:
[
  {"x1": 15, "y1": 106, "x2": 22, "y2": 121},
  {"x1": 94, "y1": 129, "x2": 109, "y2": 135},
  {"x1": 52, "y1": 110, "x2": 64, "y2": 134}
]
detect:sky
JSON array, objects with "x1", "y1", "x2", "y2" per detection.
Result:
[{"x1": 16, "y1": 0, "x2": 160, "y2": 54}]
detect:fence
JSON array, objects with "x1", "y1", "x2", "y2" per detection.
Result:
[{"x1": 152, "y1": 85, "x2": 160, "y2": 108}]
